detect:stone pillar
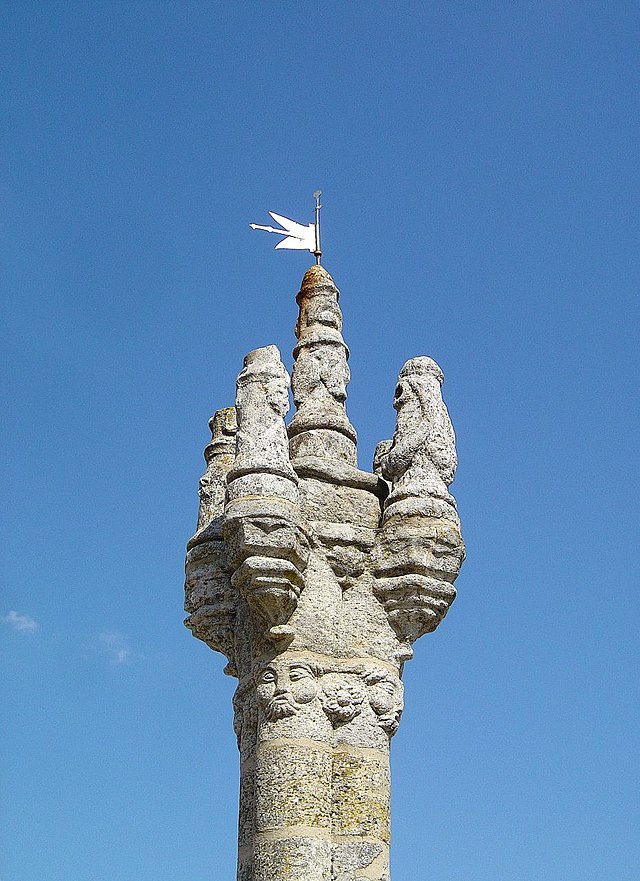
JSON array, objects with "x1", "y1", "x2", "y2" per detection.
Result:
[{"x1": 185, "y1": 265, "x2": 464, "y2": 881}]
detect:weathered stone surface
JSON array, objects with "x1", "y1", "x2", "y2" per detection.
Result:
[
  {"x1": 373, "y1": 357, "x2": 465, "y2": 651},
  {"x1": 331, "y1": 748, "x2": 391, "y2": 842},
  {"x1": 185, "y1": 406, "x2": 238, "y2": 664},
  {"x1": 197, "y1": 406, "x2": 237, "y2": 531},
  {"x1": 331, "y1": 840, "x2": 389, "y2": 881},
  {"x1": 288, "y1": 266, "x2": 357, "y2": 465},
  {"x1": 184, "y1": 265, "x2": 464, "y2": 880},
  {"x1": 255, "y1": 743, "x2": 333, "y2": 830},
  {"x1": 223, "y1": 346, "x2": 310, "y2": 642},
  {"x1": 378, "y1": 356, "x2": 459, "y2": 525},
  {"x1": 252, "y1": 835, "x2": 332, "y2": 881}
]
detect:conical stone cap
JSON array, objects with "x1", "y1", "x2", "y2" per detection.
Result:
[{"x1": 293, "y1": 265, "x2": 350, "y2": 358}]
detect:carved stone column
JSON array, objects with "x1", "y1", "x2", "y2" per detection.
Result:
[{"x1": 185, "y1": 265, "x2": 464, "y2": 881}]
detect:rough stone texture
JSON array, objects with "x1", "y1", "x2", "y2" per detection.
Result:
[{"x1": 185, "y1": 264, "x2": 465, "y2": 880}]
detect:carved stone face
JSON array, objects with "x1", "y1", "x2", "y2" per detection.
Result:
[
  {"x1": 264, "y1": 371, "x2": 291, "y2": 418},
  {"x1": 255, "y1": 659, "x2": 320, "y2": 721},
  {"x1": 320, "y1": 543, "x2": 367, "y2": 592},
  {"x1": 365, "y1": 671, "x2": 404, "y2": 735},
  {"x1": 388, "y1": 530, "x2": 464, "y2": 579},
  {"x1": 393, "y1": 368, "x2": 441, "y2": 422},
  {"x1": 373, "y1": 510, "x2": 464, "y2": 587},
  {"x1": 293, "y1": 343, "x2": 349, "y2": 405},
  {"x1": 392, "y1": 377, "x2": 427, "y2": 429},
  {"x1": 236, "y1": 516, "x2": 283, "y2": 548},
  {"x1": 320, "y1": 345, "x2": 350, "y2": 403},
  {"x1": 392, "y1": 380, "x2": 410, "y2": 413},
  {"x1": 228, "y1": 516, "x2": 309, "y2": 570},
  {"x1": 297, "y1": 295, "x2": 342, "y2": 334},
  {"x1": 210, "y1": 406, "x2": 237, "y2": 441}
]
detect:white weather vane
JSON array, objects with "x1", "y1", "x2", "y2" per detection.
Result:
[{"x1": 250, "y1": 191, "x2": 323, "y2": 264}]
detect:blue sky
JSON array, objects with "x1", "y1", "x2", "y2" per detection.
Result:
[{"x1": 2, "y1": 3, "x2": 638, "y2": 880}]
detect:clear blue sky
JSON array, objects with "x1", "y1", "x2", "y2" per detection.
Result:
[{"x1": 2, "y1": 3, "x2": 638, "y2": 880}]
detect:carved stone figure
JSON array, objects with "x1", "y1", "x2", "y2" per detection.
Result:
[
  {"x1": 373, "y1": 357, "x2": 465, "y2": 653},
  {"x1": 226, "y1": 344, "x2": 298, "y2": 509},
  {"x1": 379, "y1": 356, "x2": 458, "y2": 523},
  {"x1": 196, "y1": 406, "x2": 238, "y2": 531},
  {"x1": 185, "y1": 265, "x2": 464, "y2": 881},
  {"x1": 184, "y1": 407, "x2": 238, "y2": 665},
  {"x1": 223, "y1": 346, "x2": 310, "y2": 643},
  {"x1": 288, "y1": 266, "x2": 357, "y2": 464}
]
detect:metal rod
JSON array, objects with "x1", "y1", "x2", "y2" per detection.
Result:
[{"x1": 313, "y1": 190, "x2": 322, "y2": 264}]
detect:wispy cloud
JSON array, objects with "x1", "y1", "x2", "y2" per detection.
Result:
[
  {"x1": 97, "y1": 630, "x2": 135, "y2": 665},
  {"x1": 2, "y1": 610, "x2": 39, "y2": 633}
]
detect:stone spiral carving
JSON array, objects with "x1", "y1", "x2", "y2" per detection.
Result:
[{"x1": 185, "y1": 265, "x2": 464, "y2": 881}]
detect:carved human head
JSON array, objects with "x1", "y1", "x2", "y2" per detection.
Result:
[
  {"x1": 204, "y1": 406, "x2": 237, "y2": 464},
  {"x1": 393, "y1": 356, "x2": 444, "y2": 414},
  {"x1": 295, "y1": 293, "x2": 343, "y2": 337},
  {"x1": 236, "y1": 345, "x2": 290, "y2": 418},
  {"x1": 365, "y1": 669, "x2": 404, "y2": 734},
  {"x1": 209, "y1": 406, "x2": 238, "y2": 441},
  {"x1": 255, "y1": 657, "x2": 322, "y2": 721}
]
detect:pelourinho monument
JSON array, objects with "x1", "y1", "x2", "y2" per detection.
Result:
[{"x1": 184, "y1": 257, "x2": 465, "y2": 881}]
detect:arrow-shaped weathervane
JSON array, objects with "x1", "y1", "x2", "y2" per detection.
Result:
[{"x1": 250, "y1": 192, "x2": 322, "y2": 264}]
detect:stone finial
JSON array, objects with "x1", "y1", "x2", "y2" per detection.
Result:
[
  {"x1": 197, "y1": 406, "x2": 237, "y2": 532},
  {"x1": 185, "y1": 267, "x2": 465, "y2": 881},
  {"x1": 373, "y1": 357, "x2": 465, "y2": 653},
  {"x1": 226, "y1": 345, "x2": 297, "y2": 498},
  {"x1": 380, "y1": 356, "x2": 459, "y2": 524},
  {"x1": 185, "y1": 406, "x2": 238, "y2": 667},
  {"x1": 223, "y1": 345, "x2": 310, "y2": 643},
  {"x1": 288, "y1": 265, "x2": 358, "y2": 464}
]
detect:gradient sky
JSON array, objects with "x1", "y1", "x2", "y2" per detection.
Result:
[{"x1": 2, "y1": 3, "x2": 638, "y2": 880}]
